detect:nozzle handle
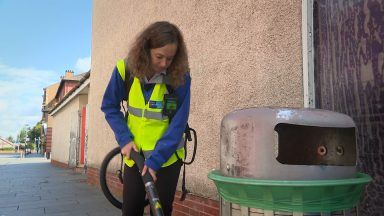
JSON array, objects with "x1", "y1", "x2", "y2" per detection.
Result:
[
  {"x1": 129, "y1": 150, "x2": 164, "y2": 216},
  {"x1": 129, "y1": 151, "x2": 153, "y2": 184}
]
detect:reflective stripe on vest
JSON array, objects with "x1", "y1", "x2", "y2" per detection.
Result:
[
  {"x1": 127, "y1": 106, "x2": 168, "y2": 120},
  {"x1": 115, "y1": 59, "x2": 184, "y2": 168}
]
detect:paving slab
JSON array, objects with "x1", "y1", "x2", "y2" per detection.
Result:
[{"x1": 0, "y1": 153, "x2": 121, "y2": 216}]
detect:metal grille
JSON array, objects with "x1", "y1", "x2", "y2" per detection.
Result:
[{"x1": 221, "y1": 198, "x2": 357, "y2": 216}]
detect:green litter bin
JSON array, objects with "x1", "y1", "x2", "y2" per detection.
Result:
[
  {"x1": 210, "y1": 108, "x2": 372, "y2": 215},
  {"x1": 209, "y1": 170, "x2": 371, "y2": 215}
]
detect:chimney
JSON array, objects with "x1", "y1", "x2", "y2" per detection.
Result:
[{"x1": 65, "y1": 70, "x2": 74, "y2": 78}]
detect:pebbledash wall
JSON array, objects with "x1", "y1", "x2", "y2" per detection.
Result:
[{"x1": 88, "y1": 0, "x2": 303, "y2": 215}]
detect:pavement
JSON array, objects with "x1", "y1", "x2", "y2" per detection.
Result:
[{"x1": 0, "y1": 153, "x2": 122, "y2": 216}]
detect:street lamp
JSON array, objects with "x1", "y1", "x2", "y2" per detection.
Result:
[
  {"x1": 35, "y1": 137, "x2": 40, "y2": 154},
  {"x1": 23, "y1": 124, "x2": 29, "y2": 156}
]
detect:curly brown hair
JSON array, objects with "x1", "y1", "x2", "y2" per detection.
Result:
[{"x1": 126, "y1": 21, "x2": 189, "y2": 87}]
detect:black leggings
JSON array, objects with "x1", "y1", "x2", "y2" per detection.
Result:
[{"x1": 122, "y1": 160, "x2": 182, "y2": 216}]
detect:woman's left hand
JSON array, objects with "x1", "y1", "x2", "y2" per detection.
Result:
[{"x1": 142, "y1": 165, "x2": 157, "y2": 182}]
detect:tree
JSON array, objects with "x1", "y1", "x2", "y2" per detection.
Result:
[
  {"x1": 28, "y1": 122, "x2": 41, "y2": 144},
  {"x1": 17, "y1": 128, "x2": 28, "y2": 143},
  {"x1": 6, "y1": 136, "x2": 15, "y2": 143}
]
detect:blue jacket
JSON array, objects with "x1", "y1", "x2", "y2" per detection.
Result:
[{"x1": 101, "y1": 66, "x2": 191, "y2": 171}]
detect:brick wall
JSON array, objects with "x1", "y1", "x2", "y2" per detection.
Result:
[
  {"x1": 87, "y1": 166, "x2": 99, "y2": 187},
  {"x1": 86, "y1": 166, "x2": 219, "y2": 215},
  {"x1": 51, "y1": 159, "x2": 68, "y2": 169},
  {"x1": 173, "y1": 191, "x2": 219, "y2": 216},
  {"x1": 46, "y1": 127, "x2": 52, "y2": 153}
]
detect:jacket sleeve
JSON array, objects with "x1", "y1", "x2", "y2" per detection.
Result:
[
  {"x1": 145, "y1": 74, "x2": 191, "y2": 171},
  {"x1": 101, "y1": 67, "x2": 133, "y2": 148}
]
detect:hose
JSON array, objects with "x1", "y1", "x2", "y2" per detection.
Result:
[{"x1": 130, "y1": 151, "x2": 164, "y2": 216}]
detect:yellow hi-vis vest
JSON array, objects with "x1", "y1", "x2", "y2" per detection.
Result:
[{"x1": 116, "y1": 60, "x2": 185, "y2": 168}]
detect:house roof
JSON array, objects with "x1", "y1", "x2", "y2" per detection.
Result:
[
  {"x1": 43, "y1": 82, "x2": 60, "y2": 108},
  {"x1": 54, "y1": 72, "x2": 89, "y2": 99},
  {"x1": 62, "y1": 72, "x2": 87, "y2": 81},
  {"x1": 0, "y1": 136, "x2": 14, "y2": 146},
  {"x1": 49, "y1": 72, "x2": 90, "y2": 115}
]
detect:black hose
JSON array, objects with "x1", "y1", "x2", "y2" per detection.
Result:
[
  {"x1": 184, "y1": 127, "x2": 197, "y2": 165},
  {"x1": 99, "y1": 147, "x2": 154, "y2": 211},
  {"x1": 99, "y1": 147, "x2": 123, "y2": 209},
  {"x1": 130, "y1": 151, "x2": 164, "y2": 216},
  {"x1": 176, "y1": 127, "x2": 197, "y2": 165}
]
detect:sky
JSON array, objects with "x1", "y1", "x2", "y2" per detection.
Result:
[{"x1": 0, "y1": 0, "x2": 92, "y2": 139}]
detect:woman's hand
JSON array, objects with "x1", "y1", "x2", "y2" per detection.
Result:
[
  {"x1": 120, "y1": 141, "x2": 138, "y2": 159},
  {"x1": 142, "y1": 165, "x2": 157, "y2": 182},
  {"x1": 121, "y1": 141, "x2": 157, "y2": 181}
]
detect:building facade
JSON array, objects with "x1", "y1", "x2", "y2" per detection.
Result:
[
  {"x1": 41, "y1": 82, "x2": 60, "y2": 157},
  {"x1": 49, "y1": 73, "x2": 90, "y2": 168},
  {"x1": 85, "y1": 0, "x2": 383, "y2": 215},
  {"x1": 88, "y1": 1, "x2": 302, "y2": 215},
  {"x1": 0, "y1": 137, "x2": 14, "y2": 150},
  {"x1": 42, "y1": 71, "x2": 88, "y2": 159}
]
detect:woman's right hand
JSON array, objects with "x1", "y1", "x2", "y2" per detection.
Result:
[{"x1": 120, "y1": 141, "x2": 138, "y2": 159}]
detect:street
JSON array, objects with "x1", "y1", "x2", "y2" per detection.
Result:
[{"x1": 0, "y1": 153, "x2": 121, "y2": 216}]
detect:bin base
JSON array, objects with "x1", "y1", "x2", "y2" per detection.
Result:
[{"x1": 221, "y1": 198, "x2": 358, "y2": 216}]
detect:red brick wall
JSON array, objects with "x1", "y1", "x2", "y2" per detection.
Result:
[
  {"x1": 86, "y1": 166, "x2": 219, "y2": 215},
  {"x1": 46, "y1": 127, "x2": 52, "y2": 153},
  {"x1": 51, "y1": 159, "x2": 68, "y2": 169},
  {"x1": 173, "y1": 192, "x2": 219, "y2": 216},
  {"x1": 87, "y1": 166, "x2": 100, "y2": 187}
]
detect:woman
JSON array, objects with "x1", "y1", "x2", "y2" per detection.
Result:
[{"x1": 101, "y1": 21, "x2": 190, "y2": 216}]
